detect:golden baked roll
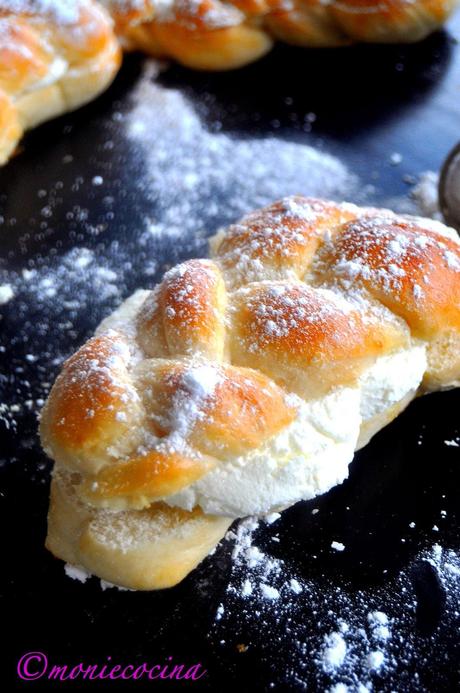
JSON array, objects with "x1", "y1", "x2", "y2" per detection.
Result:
[
  {"x1": 0, "y1": 0, "x2": 121, "y2": 164},
  {"x1": 105, "y1": 0, "x2": 458, "y2": 70},
  {"x1": 40, "y1": 196, "x2": 460, "y2": 589},
  {"x1": 0, "y1": 0, "x2": 458, "y2": 164}
]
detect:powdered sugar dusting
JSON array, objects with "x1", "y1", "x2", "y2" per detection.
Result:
[
  {"x1": 125, "y1": 62, "x2": 359, "y2": 242},
  {"x1": 212, "y1": 517, "x2": 460, "y2": 690},
  {"x1": 0, "y1": 284, "x2": 14, "y2": 304},
  {"x1": 64, "y1": 563, "x2": 91, "y2": 583},
  {"x1": 318, "y1": 213, "x2": 460, "y2": 298},
  {"x1": 411, "y1": 171, "x2": 442, "y2": 221},
  {"x1": 164, "y1": 364, "x2": 221, "y2": 451},
  {"x1": 240, "y1": 282, "x2": 356, "y2": 350},
  {"x1": 321, "y1": 630, "x2": 347, "y2": 671},
  {"x1": 0, "y1": 245, "x2": 135, "y2": 437},
  {"x1": 1, "y1": 0, "x2": 86, "y2": 24}
]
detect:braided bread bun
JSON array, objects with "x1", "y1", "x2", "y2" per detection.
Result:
[
  {"x1": 40, "y1": 197, "x2": 460, "y2": 589},
  {"x1": 0, "y1": 1, "x2": 458, "y2": 163},
  {"x1": 0, "y1": 0, "x2": 121, "y2": 165},
  {"x1": 105, "y1": 0, "x2": 459, "y2": 70}
]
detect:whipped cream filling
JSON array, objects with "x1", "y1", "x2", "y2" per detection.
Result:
[
  {"x1": 359, "y1": 344, "x2": 427, "y2": 422},
  {"x1": 165, "y1": 387, "x2": 362, "y2": 517},
  {"x1": 164, "y1": 345, "x2": 427, "y2": 518}
]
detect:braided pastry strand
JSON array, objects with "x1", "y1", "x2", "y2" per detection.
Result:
[
  {"x1": 0, "y1": 0, "x2": 121, "y2": 165},
  {"x1": 105, "y1": 0, "x2": 459, "y2": 69},
  {"x1": 0, "y1": 0, "x2": 458, "y2": 163},
  {"x1": 40, "y1": 196, "x2": 460, "y2": 589}
]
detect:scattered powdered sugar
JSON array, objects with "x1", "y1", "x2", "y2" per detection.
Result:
[
  {"x1": 331, "y1": 541, "x2": 345, "y2": 552},
  {"x1": 212, "y1": 517, "x2": 460, "y2": 690},
  {"x1": 366, "y1": 649, "x2": 385, "y2": 671},
  {"x1": 1, "y1": 0, "x2": 85, "y2": 24},
  {"x1": 125, "y1": 62, "x2": 360, "y2": 241},
  {"x1": 260, "y1": 584, "x2": 280, "y2": 600},
  {"x1": 264, "y1": 512, "x2": 281, "y2": 525},
  {"x1": 410, "y1": 171, "x2": 442, "y2": 221},
  {"x1": 64, "y1": 564, "x2": 133, "y2": 590},
  {"x1": 238, "y1": 281, "x2": 360, "y2": 355},
  {"x1": 367, "y1": 611, "x2": 390, "y2": 642},
  {"x1": 164, "y1": 364, "x2": 222, "y2": 451},
  {"x1": 290, "y1": 578, "x2": 302, "y2": 594},
  {"x1": 0, "y1": 283, "x2": 14, "y2": 304},
  {"x1": 0, "y1": 244, "x2": 138, "y2": 440},
  {"x1": 4, "y1": 246, "x2": 121, "y2": 312},
  {"x1": 318, "y1": 212, "x2": 460, "y2": 299},
  {"x1": 134, "y1": 361, "x2": 224, "y2": 459},
  {"x1": 390, "y1": 153, "x2": 403, "y2": 166},
  {"x1": 220, "y1": 518, "x2": 285, "y2": 608},
  {"x1": 321, "y1": 631, "x2": 347, "y2": 671},
  {"x1": 181, "y1": 364, "x2": 221, "y2": 399},
  {"x1": 64, "y1": 563, "x2": 91, "y2": 583},
  {"x1": 99, "y1": 578, "x2": 133, "y2": 591}
]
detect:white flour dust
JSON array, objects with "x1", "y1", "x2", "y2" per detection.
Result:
[
  {"x1": 0, "y1": 247, "x2": 127, "y2": 433},
  {"x1": 124, "y1": 62, "x2": 360, "y2": 239},
  {"x1": 387, "y1": 170, "x2": 442, "y2": 221},
  {"x1": 211, "y1": 518, "x2": 460, "y2": 691},
  {"x1": 410, "y1": 171, "x2": 442, "y2": 220}
]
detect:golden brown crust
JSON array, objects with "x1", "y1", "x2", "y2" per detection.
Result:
[
  {"x1": 331, "y1": 0, "x2": 458, "y2": 43},
  {"x1": 40, "y1": 334, "x2": 296, "y2": 504},
  {"x1": 137, "y1": 260, "x2": 227, "y2": 361},
  {"x1": 0, "y1": 89, "x2": 21, "y2": 164},
  {"x1": 0, "y1": 18, "x2": 54, "y2": 94},
  {"x1": 40, "y1": 332, "x2": 144, "y2": 474},
  {"x1": 266, "y1": 0, "x2": 352, "y2": 47},
  {"x1": 80, "y1": 449, "x2": 216, "y2": 508},
  {"x1": 128, "y1": 18, "x2": 273, "y2": 71},
  {"x1": 314, "y1": 215, "x2": 460, "y2": 339},
  {"x1": 136, "y1": 359, "x2": 296, "y2": 458},
  {"x1": 212, "y1": 197, "x2": 358, "y2": 289},
  {"x1": 228, "y1": 281, "x2": 410, "y2": 398},
  {"x1": 0, "y1": 0, "x2": 121, "y2": 164}
]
